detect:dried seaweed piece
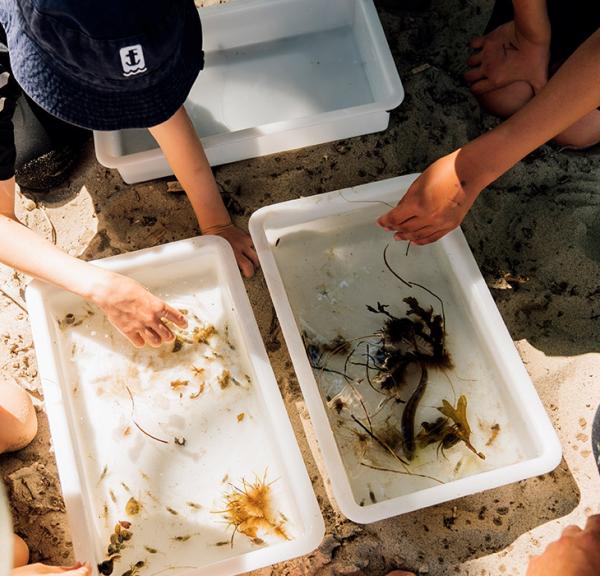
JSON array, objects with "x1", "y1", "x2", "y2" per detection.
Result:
[
  {"x1": 172, "y1": 336, "x2": 184, "y2": 353},
  {"x1": 217, "y1": 472, "x2": 289, "y2": 546},
  {"x1": 190, "y1": 382, "x2": 205, "y2": 399},
  {"x1": 218, "y1": 370, "x2": 231, "y2": 389},
  {"x1": 170, "y1": 380, "x2": 189, "y2": 390},
  {"x1": 98, "y1": 559, "x2": 116, "y2": 575},
  {"x1": 434, "y1": 395, "x2": 485, "y2": 460},
  {"x1": 126, "y1": 386, "x2": 169, "y2": 444},
  {"x1": 193, "y1": 324, "x2": 217, "y2": 344}
]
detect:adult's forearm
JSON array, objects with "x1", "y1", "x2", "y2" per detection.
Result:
[
  {"x1": 0, "y1": 214, "x2": 109, "y2": 298},
  {"x1": 512, "y1": 0, "x2": 550, "y2": 43},
  {"x1": 459, "y1": 27, "x2": 600, "y2": 192}
]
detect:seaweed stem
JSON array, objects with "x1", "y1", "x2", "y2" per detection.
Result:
[{"x1": 125, "y1": 386, "x2": 169, "y2": 444}]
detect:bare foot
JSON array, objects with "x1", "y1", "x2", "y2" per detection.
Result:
[{"x1": 12, "y1": 563, "x2": 91, "y2": 576}]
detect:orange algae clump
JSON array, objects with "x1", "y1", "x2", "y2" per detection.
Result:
[{"x1": 221, "y1": 474, "x2": 289, "y2": 543}]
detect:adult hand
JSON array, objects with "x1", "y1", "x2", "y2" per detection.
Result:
[
  {"x1": 89, "y1": 271, "x2": 187, "y2": 348},
  {"x1": 377, "y1": 151, "x2": 479, "y2": 245},
  {"x1": 526, "y1": 515, "x2": 600, "y2": 576},
  {"x1": 465, "y1": 21, "x2": 550, "y2": 95},
  {"x1": 204, "y1": 223, "x2": 259, "y2": 278},
  {"x1": 13, "y1": 563, "x2": 91, "y2": 576}
]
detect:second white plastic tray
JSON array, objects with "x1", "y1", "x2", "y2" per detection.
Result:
[
  {"x1": 94, "y1": 0, "x2": 404, "y2": 183},
  {"x1": 249, "y1": 175, "x2": 562, "y2": 524}
]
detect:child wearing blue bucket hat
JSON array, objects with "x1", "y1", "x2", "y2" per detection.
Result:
[{"x1": 0, "y1": 0, "x2": 258, "y2": 348}]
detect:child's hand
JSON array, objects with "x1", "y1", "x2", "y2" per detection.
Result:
[
  {"x1": 465, "y1": 21, "x2": 549, "y2": 95},
  {"x1": 89, "y1": 271, "x2": 187, "y2": 348},
  {"x1": 526, "y1": 515, "x2": 600, "y2": 576},
  {"x1": 377, "y1": 151, "x2": 479, "y2": 245},
  {"x1": 203, "y1": 223, "x2": 259, "y2": 278}
]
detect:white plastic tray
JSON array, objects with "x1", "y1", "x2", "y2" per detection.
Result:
[
  {"x1": 249, "y1": 175, "x2": 562, "y2": 524},
  {"x1": 94, "y1": 0, "x2": 404, "y2": 183},
  {"x1": 25, "y1": 236, "x2": 324, "y2": 575}
]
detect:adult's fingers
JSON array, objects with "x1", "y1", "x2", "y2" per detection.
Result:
[
  {"x1": 123, "y1": 330, "x2": 145, "y2": 348},
  {"x1": 412, "y1": 228, "x2": 450, "y2": 245},
  {"x1": 467, "y1": 52, "x2": 483, "y2": 67},
  {"x1": 562, "y1": 524, "x2": 583, "y2": 537},
  {"x1": 237, "y1": 253, "x2": 255, "y2": 278},
  {"x1": 244, "y1": 243, "x2": 260, "y2": 268},
  {"x1": 585, "y1": 514, "x2": 600, "y2": 533},
  {"x1": 393, "y1": 217, "x2": 431, "y2": 234},
  {"x1": 464, "y1": 66, "x2": 485, "y2": 84},
  {"x1": 154, "y1": 321, "x2": 175, "y2": 343},
  {"x1": 162, "y1": 304, "x2": 188, "y2": 329},
  {"x1": 469, "y1": 78, "x2": 496, "y2": 95},
  {"x1": 143, "y1": 327, "x2": 162, "y2": 348},
  {"x1": 470, "y1": 36, "x2": 485, "y2": 49},
  {"x1": 378, "y1": 210, "x2": 418, "y2": 231}
]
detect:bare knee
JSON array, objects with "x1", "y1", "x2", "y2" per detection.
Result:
[
  {"x1": 553, "y1": 126, "x2": 600, "y2": 149},
  {"x1": 475, "y1": 81, "x2": 534, "y2": 118}
]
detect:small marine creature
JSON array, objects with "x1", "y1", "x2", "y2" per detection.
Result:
[
  {"x1": 174, "y1": 436, "x2": 186, "y2": 446},
  {"x1": 125, "y1": 497, "x2": 142, "y2": 516},
  {"x1": 98, "y1": 559, "x2": 116, "y2": 576},
  {"x1": 144, "y1": 546, "x2": 158, "y2": 554},
  {"x1": 187, "y1": 501, "x2": 202, "y2": 510},
  {"x1": 190, "y1": 382, "x2": 205, "y2": 399},
  {"x1": 166, "y1": 506, "x2": 179, "y2": 515},
  {"x1": 217, "y1": 471, "x2": 289, "y2": 546},
  {"x1": 121, "y1": 560, "x2": 144, "y2": 576},
  {"x1": 486, "y1": 423, "x2": 501, "y2": 447}
]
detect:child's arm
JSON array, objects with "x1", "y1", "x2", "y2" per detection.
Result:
[
  {"x1": 0, "y1": 177, "x2": 186, "y2": 347},
  {"x1": 149, "y1": 107, "x2": 259, "y2": 278},
  {"x1": 378, "y1": 27, "x2": 600, "y2": 244}
]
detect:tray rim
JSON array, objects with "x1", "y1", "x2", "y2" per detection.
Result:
[
  {"x1": 248, "y1": 174, "x2": 563, "y2": 524},
  {"x1": 25, "y1": 235, "x2": 325, "y2": 575},
  {"x1": 94, "y1": 0, "x2": 404, "y2": 171}
]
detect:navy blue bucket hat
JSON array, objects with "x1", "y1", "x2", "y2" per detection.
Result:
[{"x1": 0, "y1": 0, "x2": 204, "y2": 130}]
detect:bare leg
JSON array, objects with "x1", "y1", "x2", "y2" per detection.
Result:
[
  {"x1": 13, "y1": 534, "x2": 29, "y2": 568},
  {"x1": 0, "y1": 379, "x2": 37, "y2": 453},
  {"x1": 476, "y1": 81, "x2": 534, "y2": 118},
  {"x1": 553, "y1": 109, "x2": 600, "y2": 148}
]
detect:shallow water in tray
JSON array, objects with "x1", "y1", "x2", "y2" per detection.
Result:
[
  {"x1": 120, "y1": 26, "x2": 373, "y2": 154},
  {"x1": 272, "y1": 207, "x2": 527, "y2": 506},
  {"x1": 56, "y1": 273, "x2": 298, "y2": 572}
]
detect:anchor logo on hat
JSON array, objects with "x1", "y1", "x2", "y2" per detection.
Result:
[{"x1": 119, "y1": 44, "x2": 147, "y2": 76}]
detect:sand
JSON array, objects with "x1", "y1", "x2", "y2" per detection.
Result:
[{"x1": 1, "y1": 0, "x2": 599, "y2": 574}]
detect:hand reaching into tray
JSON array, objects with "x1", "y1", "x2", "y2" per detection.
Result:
[
  {"x1": 149, "y1": 106, "x2": 260, "y2": 278},
  {"x1": 201, "y1": 222, "x2": 259, "y2": 278},
  {"x1": 89, "y1": 271, "x2": 188, "y2": 348},
  {"x1": 377, "y1": 151, "x2": 480, "y2": 245}
]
